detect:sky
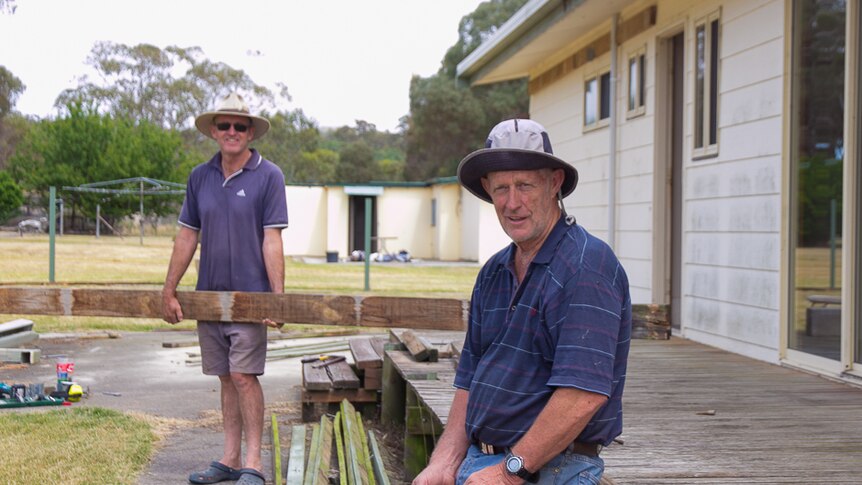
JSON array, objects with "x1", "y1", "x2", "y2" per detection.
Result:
[{"x1": 0, "y1": 0, "x2": 486, "y2": 132}]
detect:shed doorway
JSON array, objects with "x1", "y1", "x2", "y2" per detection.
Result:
[{"x1": 348, "y1": 195, "x2": 377, "y2": 254}]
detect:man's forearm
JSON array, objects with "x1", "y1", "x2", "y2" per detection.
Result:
[
  {"x1": 511, "y1": 387, "x2": 607, "y2": 473},
  {"x1": 428, "y1": 388, "x2": 471, "y2": 466},
  {"x1": 262, "y1": 228, "x2": 284, "y2": 294}
]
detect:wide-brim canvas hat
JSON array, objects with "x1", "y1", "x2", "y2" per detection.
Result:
[
  {"x1": 457, "y1": 118, "x2": 578, "y2": 203},
  {"x1": 194, "y1": 92, "x2": 271, "y2": 140}
]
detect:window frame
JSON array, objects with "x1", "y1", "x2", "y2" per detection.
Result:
[
  {"x1": 627, "y1": 46, "x2": 647, "y2": 118},
  {"x1": 693, "y1": 10, "x2": 721, "y2": 159},
  {"x1": 584, "y1": 68, "x2": 612, "y2": 131}
]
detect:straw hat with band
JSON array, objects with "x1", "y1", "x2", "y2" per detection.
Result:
[
  {"x1": 457, "y1": 118, "x2": 578, "y2": 204},
  {"x1": 194, "y1": 92, "x2": 271, "y2": 140}
]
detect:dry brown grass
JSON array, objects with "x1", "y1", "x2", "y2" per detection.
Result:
[{"x1": 0, "y1": 234, "x2": 480, "y2": 332}]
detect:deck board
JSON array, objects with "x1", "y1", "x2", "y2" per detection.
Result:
[
  {"x1": 385, "y1": 330, "x2": 862, "y2": 483},
  {"x1": 602, "y1": 339, "x2": 862, "y2": 483}
]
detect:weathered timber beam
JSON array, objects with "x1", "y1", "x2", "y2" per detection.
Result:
[
  {"x1": 1, "y1": 287, "x2": 666, "y2": 333},
  {"x1": 0, "y1": 287, "x2": 466, "y2": 330}
]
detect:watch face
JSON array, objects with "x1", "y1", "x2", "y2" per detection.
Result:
[{"x1": 505, "y1": 455, "x2": 523, "y2": 474}]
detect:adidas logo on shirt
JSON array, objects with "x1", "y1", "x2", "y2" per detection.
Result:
[{"x1": 236, "y1": 189, "x2": 246, "y2": 197}]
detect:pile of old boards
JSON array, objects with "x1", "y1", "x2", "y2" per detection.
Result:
[
  {"x1": 0, "y1": 319, "x2": 40, "y2": 364},
  {"x1": 301, "y1": 336, "x2": 389, "y2": 421},
  {"x1": 380, "y1": 329, "x2": 464, "y2": 482},
  {"x1": 270, "y1": 399, "x2": 390, "y2": 485}
]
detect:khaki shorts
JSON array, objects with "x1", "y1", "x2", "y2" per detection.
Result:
[{"x1": 197, "y1": 321, "x2": 267, "y2": 376}]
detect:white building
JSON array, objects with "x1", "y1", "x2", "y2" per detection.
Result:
[
  {"x1": 457, "y1": 0, "x2": 861, "y2": 384},
  {"x1": 282, "y1": 179, "x2": 509, "y2": 264}
]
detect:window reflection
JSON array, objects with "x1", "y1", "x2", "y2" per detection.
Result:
[{"x1": 790, "y1": 0, "x2": 845, "y2": 360}]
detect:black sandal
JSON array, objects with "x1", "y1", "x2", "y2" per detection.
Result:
[{"x1": 188, "y1": 461, "x2": 242, "y2": 484}]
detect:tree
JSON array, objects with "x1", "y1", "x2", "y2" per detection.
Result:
[
  {"x1": 55, "y1": 42, "x2": 281, "y2": 131},
  {"x1": 405, "y1": 75, "x2": 485, "y2": 180},
  {"x1": 294, "y1": 149, "x2": 338, "y2": 184},
  {"x1": 0, "y1": 65, "x2": 25, "y2": 120},
  {"x1": 336, "y1": 141, "x2": 376, "y2": 183},
  {"x1": 9, "y1": 103, "x2": 191, "y2": 229},
  {"x1": 0, "y1": 170, "x2": 22, "y2": 222},
  {"x1": 0, "y1": 113, "x2": 29, "y2": 170},
  {"x1": 252, "y1": 108, "x2": 321, "y2": 182},
  {"x1": 406, "y1": 0, "x2": 529, "y2": 180}
]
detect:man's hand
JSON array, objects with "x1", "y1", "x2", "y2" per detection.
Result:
[
  {"x1": 162, "y1": 290, "x2": 183, "y2": 324},
  {"x1": 463, "y1": 462, "x2": 522, "y2": 485},
  {"x1": 411, "y1": 461, "x2": 457, "y2": 485},
  {"x1": 263, "y1": 318, "x2": 284, "y2": 329}
]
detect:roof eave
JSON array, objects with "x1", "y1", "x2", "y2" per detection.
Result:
[{"x1": 456, "y1": 0, "x2": 583, "y2": 85}]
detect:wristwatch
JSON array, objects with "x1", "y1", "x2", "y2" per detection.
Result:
[{"x1": 504, "y1": 453, "x2": 540, "y2": 483}]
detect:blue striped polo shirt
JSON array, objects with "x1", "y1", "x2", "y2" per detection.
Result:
[
  {"x1": 454, "y1": 216, "x2": 631, "y2": 447},
  {"x1": 179, "y1": 149, "x2": 288, "y2": 292}
]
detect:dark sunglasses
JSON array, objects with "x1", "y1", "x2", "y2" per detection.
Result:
[{"x1": 215, "y1": 122, "x2": 250, "y2": 132}]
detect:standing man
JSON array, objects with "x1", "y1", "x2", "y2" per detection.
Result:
[
  {"x1": 162, "y1": 92, "x2": 288, "y2": 485},
  {"x1": 414, "y1": 119, "x2": 631, "y2": 485}
]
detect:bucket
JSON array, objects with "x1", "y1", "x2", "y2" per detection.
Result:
[{"x1": 56, "y1": 358, "x2": 74, "y2": 386}]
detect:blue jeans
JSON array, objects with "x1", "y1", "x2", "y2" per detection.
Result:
[{"x1": 456, "y1": 444, "x2": 604, "y2": 485}]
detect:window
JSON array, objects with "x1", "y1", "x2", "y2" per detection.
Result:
[
  {"x1": 628, "y1": 48, "x2": 646, "y2": 117},
  {"x1": 585, "y1": 70, "x2": 611, "y2": 129},
  {"x1": 694, "y1": 12, "x2": 720, "y2": 158}
]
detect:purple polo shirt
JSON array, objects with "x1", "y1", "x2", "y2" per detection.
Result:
[
  {"x1": 179, "y1": 149, "x2": 288, "y2": 292},
  {"x1": 454, "y1": 216, "x2": 631, "y2": 447}
]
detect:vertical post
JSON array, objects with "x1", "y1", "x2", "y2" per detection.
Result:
[
  {"x1": 139, "y1": 180, "x2": 144, "y2": 245},
  {"x1": 364, "y1": 197, "x2": 371, "y2": 291},
  {"x1": 830, "y1": 198, "x2": 837, "y2": 289},
  {"x1": 96, "y1": 204, "x2": 101, "y2": 238},
  {"x1": 58, "y1": 199, "x2": 64, "y2": 236},
  {"x1": 49, "y1": 186, "x2": 56, "y2": 283}
]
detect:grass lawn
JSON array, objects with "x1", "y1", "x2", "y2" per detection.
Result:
[
  {"x1": 0, "y1": 408, "x2": 156, "y2": 484},
  {"x1": 1, "y1": 233, "x2": 481, "y2": 332}
]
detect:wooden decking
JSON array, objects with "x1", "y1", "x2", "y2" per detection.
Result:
[
  {"x1": 384, "y1": 332, "x2": 862, "y2": 483},
  {"x1": 604, "y1": 338, "x2": 862, "y2": 484}
]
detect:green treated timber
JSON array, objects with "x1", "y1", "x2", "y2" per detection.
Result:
[
  {"x1": 271, "y1": 413, "x2": 283, "y2": 485},
  {"x1": 340, "y1": 399, "x2": 366, "y2": 485},
  {"x1": 303, "y1": 423, "x2": 321, "y2": 485},
  {"x1": 334, "y1": 412, "x2": 347, "y2": 485},
  {"x1": 380, "y1": 351, "x2": 406, "y2": 426},
  {"x1": 355, "y1": 412, "x2": 376, "y2": 485},
  {"x1": 315, "y1": 416, "x2": 334, "y2": 485},
  {"x1": 406, "y1": 406, "x2": 444, "y2": 435},
  {"x1": 403, "y1": 434, "x2": 433, "y2": 482},
  {"x1": 286, "y1": 425, "x2": 306, "y2": 485},
  {"x1": 367, "y1": 429, "x2": 391, "y2": 485}
]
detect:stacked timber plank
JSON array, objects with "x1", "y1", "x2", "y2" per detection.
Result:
[
  {"x1": 0, "y1": 319, "x2": 40, "y2": 364},
  {"x1": 349, "y1": 337, "x2": 387, "y2": 390},
  {"x1": 273, "y1": 400, "x2": 389, "y2": 485},
  {"x1": 301, "y1": 337, "x2": 389, "y2": 421}
]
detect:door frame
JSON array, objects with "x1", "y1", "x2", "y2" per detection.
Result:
[{"x1": 653, "y1": 23, "x2": 687, "y2": 332}]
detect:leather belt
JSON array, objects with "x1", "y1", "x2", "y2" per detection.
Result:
[{"x1": 476, "y1": 440, "x2": 601, "y2": 457}]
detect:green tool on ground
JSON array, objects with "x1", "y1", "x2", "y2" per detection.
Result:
[{"x1": 0, "y1": 382, "x2": 67, "y2": 409}]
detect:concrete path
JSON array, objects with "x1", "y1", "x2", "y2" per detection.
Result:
[{"x1": 1, "y1": 330, "x2": 348, "y2": 484}]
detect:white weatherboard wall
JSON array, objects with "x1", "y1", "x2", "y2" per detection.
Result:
[
  {"x1": 283, "y1": 186, "x2": 327, "y2": 257},
  {"x1": 433, "y1": 183, "x2": 463, "y2": 261},
  {"x1": 527, "y1": 0, "x2": 784, "y2": 363},
  {"x1": 376, "y1": 187, "x2": 433, "y2": 259}
]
